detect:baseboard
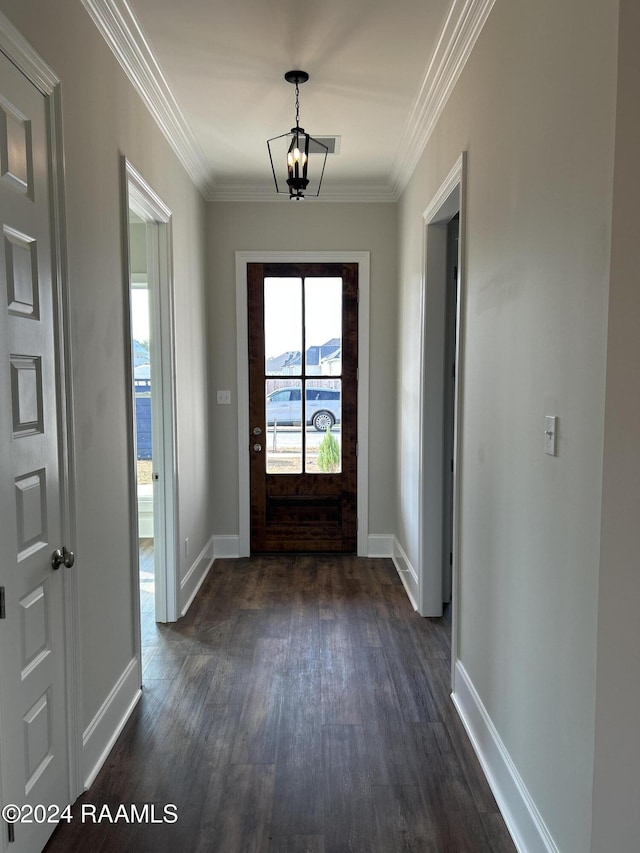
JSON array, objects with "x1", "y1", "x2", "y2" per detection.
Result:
[
  {"x1": 213, "y1": 534, "x2": 241, "y2": 558},
  {"x1": 367, "y1": 533, "x2": 394, "y2": 557},
  {"x1": 82, "y1": 658, "x2": 141, "y2": 789},
  {"x1": 180, "y1": 535, "x2": 215, "y2": 616},
  {"x1": 391, "y1": 537, "x2": 419, "y2": 610},
  {"x1": 451, "y1": 661, "x2": 559, "y2": 853}
]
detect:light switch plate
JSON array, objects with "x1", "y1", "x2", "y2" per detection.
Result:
[
  {"x1": 217, "y1": 390, "x2": 231, "y2": 405},
  {"x1": 545, "y1": 415, "x2": 558, "y2": 456}
]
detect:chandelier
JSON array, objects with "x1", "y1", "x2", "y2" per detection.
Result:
[{"x1": 267, "y1": 70, "x2": 328, "y2": 200}]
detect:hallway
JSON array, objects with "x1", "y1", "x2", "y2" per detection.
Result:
[{"x1": 45, "y1": 556, "x2": 515, "y2": 852}]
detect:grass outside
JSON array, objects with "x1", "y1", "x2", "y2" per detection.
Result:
[
  {"x1": 266, "y1": 438, "x2": 341, "y2": 474},
  {"x1": 136, "y1": 429, "x2": 341, "y2": 478}
]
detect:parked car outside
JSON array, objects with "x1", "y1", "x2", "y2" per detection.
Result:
[{"x1": 266, "y1": 386, "x2": 340, "y2": 431}]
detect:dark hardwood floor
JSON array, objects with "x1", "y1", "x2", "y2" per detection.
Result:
[{"x1": 45, "y1": 555, "x2": 516, "y2": 852}]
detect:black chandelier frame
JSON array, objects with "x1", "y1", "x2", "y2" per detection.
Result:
[{"x1": 267, "y1": 70, "x2": 328, "y2": 200}]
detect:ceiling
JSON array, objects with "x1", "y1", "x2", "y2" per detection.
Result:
[{"x1": 84, "y1": 0, "x2": 493, "y2": 201}]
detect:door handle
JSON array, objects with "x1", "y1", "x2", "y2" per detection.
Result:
[
  {"x1": 252, "y1": 443, "x2": 262, "y2": 452},
  {"x1": 51, "y1": 546, "x2": 75, "y2": 570}
]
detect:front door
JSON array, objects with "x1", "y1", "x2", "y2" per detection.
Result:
[
  {"x1": 0, "y1": 50, "x2": 71, "y2": 851},
  {"x1": 248, "y1": 262, "x2": 358, "y2": 552}
]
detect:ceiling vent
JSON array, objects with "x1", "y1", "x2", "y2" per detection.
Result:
[{"x1": 310, "y1": 136, "x2": 341, "y2": 155}]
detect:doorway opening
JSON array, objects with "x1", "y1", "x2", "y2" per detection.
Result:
[
  {"x1": 419, "y1": 154, "x2": 466, "y2": 659},
  {"x1": 123, "y1": 159, "x2": 179, "y2": 679},
  {"x1": 442, "y1": 213, "x2": 459, "y2": 605},
  {"x1": 128, "y1": 225, "x2": 155, "y2": 636}
]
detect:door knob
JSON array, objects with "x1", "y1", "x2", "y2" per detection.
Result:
[
  {"x1": 253, "y1": 443, "x2": 262, "y2": 452},
  {"x1": 51, "y1": 546, "x2": 75, "y2": 570}
]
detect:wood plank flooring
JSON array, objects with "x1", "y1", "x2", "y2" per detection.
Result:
[{"x1": 45, "y1": 555, "x2": 516, "y2": 853}]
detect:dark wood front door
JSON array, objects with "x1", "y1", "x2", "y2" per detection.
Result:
[{"x1": 248, "y1": 262, "x2": 358, "y2": 552}]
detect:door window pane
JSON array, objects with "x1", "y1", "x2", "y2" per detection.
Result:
[
  {"x1": 266, "y1": 378, "x2": 302, "y2": 473},
  {"x1": 305, "y1": 380, "x2": 342, "y2": 473},
  {"x1": 265, "y1": 278, "x2": 302, "y2": 376},
  {"x1": 304, "y1": 278, "x2": 342, "y2": 374},
  {"x1": 264, "y1": 276, "x2": 343, "y2": 475}
]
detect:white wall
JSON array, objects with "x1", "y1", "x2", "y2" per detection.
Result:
[
  {"x1": 207, "y1": 201, "x2": 398, "y2": 542},
  {"x1": 591, "y1": 1, "x2": 640, "y2": 849},
  {"x1": 0, "y1": 0, "x2": 211, "y2": 778},
  {"x1": 396, "y1": 1, "x2": 618, "y2": 851}
]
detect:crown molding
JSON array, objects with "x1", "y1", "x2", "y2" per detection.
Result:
[
  {"x1": 390, "y1": 0, "x2": 496, "y2": 197},
  {"x1": 207, "y1": 182, "x2": 398, "y2": 204},
  {"x1": 83, "y1": 0, "x2": 494, "y2": 203},
  {"x1": 81, "y1": 0, "x2": 213, "y2": 198}
]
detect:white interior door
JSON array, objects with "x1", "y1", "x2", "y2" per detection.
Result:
[{"x1": 0, "y1": 50, "x2": 71, "y2": 851}]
